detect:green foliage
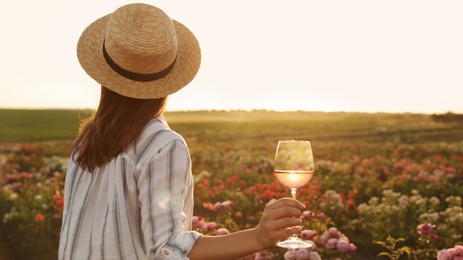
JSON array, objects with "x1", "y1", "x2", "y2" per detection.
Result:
[{"x1": 375, "y1": 235, "x2": 413, "y2": 260}]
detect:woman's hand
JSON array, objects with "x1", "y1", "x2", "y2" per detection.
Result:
[
  {"x1": 188, "y1": 198, "x2": 305, "y2": 260},
  {"x1": 253, "y1": 198, "x2": 305, "y2": 249}
]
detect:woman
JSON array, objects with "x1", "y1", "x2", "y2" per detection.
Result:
[{"x1": 59, "y1": 3, "x2": 304, "y2": 260}]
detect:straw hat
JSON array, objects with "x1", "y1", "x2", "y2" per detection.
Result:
[{"x1": 77, "y1": 3, "x2": 201, "y2": 99}]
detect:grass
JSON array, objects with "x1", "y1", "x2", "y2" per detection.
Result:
[
  {"x1": 0, "y1": 109, "x2": 461, "y2": 144},
  {"x1": 0, "y1": 109, "x2": 93, "y2": 142}
]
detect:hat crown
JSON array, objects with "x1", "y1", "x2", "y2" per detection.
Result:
[
  {"x1": 104, "y1": 4, "x2": 178, "y2": 75},
  {"x1": 76, "y1": 2, "x2": 201, "y2": 99}
]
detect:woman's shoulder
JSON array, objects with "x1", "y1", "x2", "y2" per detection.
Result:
[
  {"x1": 143, "y1": 117, "x2": 185, "y2": 143},
  {"x1": 123, "y1": 117, "x2": 187, "y2": 164}
]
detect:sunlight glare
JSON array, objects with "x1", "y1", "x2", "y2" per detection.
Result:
[{"x1": 289, "y1": 174, "x2": 300, "y2": 182}]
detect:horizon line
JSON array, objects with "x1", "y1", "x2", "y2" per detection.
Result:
[{"x1": 0, "y1": 107, "x2": 460, "y2": 115}]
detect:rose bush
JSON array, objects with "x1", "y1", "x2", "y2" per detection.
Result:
[{"x1": 0, "y1": 138, "x2": 462, "y2": 259}]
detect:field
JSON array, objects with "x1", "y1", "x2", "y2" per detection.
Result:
[{"x1": 0, "y1": 109, "x2": 462, "y2": 259}]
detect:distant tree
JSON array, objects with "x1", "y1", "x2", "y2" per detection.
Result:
[{"x1": 430, "y1": 112, "x2": 463, "y2": 125}]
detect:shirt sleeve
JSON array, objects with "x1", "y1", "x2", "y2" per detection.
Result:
[{"x1": 137, "y1": 138, "x2": 201, "y2": 260}]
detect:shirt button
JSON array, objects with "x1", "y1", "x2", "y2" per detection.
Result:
[{"x1": 163, "y1": 249, "x2": 170, "y2": 255}]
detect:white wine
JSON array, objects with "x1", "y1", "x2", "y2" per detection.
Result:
[{"x1": 274, "y1": 170, "x2": 314, "y2": 188}]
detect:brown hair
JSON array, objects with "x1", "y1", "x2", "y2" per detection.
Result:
[{"x1": 72, "y1": 86, "x2": 167, "y2": 172}]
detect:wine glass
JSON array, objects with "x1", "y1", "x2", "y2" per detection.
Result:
[{"x1": 274, "y1": 140, "x2": 314, "y2": 249}]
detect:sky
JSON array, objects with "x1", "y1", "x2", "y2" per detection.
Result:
[{"x1": 0, "y1": 0, "x2": 462, "y2": 114}]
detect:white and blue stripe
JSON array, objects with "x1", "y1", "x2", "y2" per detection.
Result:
[{"x1": 59, "y1": 117, "x2": 201, "y2": 259}]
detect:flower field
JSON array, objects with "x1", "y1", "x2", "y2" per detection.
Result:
[{"x1": 0, "y1": 110, "x2": 462, "y2": 259}]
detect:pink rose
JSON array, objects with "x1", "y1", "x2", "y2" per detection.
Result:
[
  {"x1": 336, "y1": 239, "x2": 350, "y2": 253},
  {"x1": 455, "y1": 245, "x2": 463, "y2": 256},
  {"x1": 454, "y1": 247, "x2": 463, "y2": 260},
  {"x1": 302, "y1": 211, "x2": 312, "y2": 219},
  {"x1": 206, "y1": 221, "x2": 218, "y2": 231},
  {"x1": 308, "y1": 251, "x2": 321, "y2": 260},
  {"x1": 328, "y1": 227, "x2": 339, "y2": 237},
  {"x1": 318, "y1": 231, "x2": 330, "y2": 244},
  {"x1": 349, "y1": 243, "x2": 357, "y2": 252},
  {"x1": 213, "y1": 202, "x2": 222, "y2": 211},
  {"x1": 255, "y1": 251, "x2": 265, "y2": 260},
  {"x1": 326, "y1": 238, "x2": 338, "y2": 249},
  {"x1": 417, "y1": 223, "x2": 434, "y2": 236},
  {"x1": 221, "y1": 200, "x2": 234, "y2": 210},
  {"x1": 437, "y1": 249, "x2": 452, "y2": 260},
  {"x1": 284, "y1": 249, "x2": 297, "y2": 260},
  {"x1": 301, "y1": 230, "x2": 315, "y2": 240},
  {"x1": 215, "y1": 228, "x2": 230, "y2": 236},
  {"x1": 192, "y1": 218, "x2": 205, "y2": 230},
  {"x1": 296, "y1": 248, "x2": 309, "y2": 260},
  {"x1": 437, "y1": 248, "x2": 455, "y2": 260},
  {"x1": 305, "y1": 240, "x2": 316, "y2": 250}
]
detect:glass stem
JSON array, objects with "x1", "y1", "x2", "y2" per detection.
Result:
[
  {"x1": 290, "y1": 187, "x2": 299, "y2": 239},
  {"x1": 291, "y1": 188, "x2": 297, "y2": 200}
]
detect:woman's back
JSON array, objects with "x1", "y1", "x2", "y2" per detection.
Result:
[{"x1": 59, "y1": 118, "x2": 200, "y2": 259}]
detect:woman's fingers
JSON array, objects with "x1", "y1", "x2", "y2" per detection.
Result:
[
  {"x1": 266, "y1": 206, "x2": 303, "y2": 220},
  {"x1": 279, "y1": 225, "x2": 303, "y2": 238},
  {"x1": 255, "y1": 199, "x2": 306, "y2": 249},
  {"x1": 260, "y1": 225, "x2": 303, "y2": 246},
  {"x1": 270, "y1": 216, "x2": 303, "y2": 230},
  {"x1": 267, "y1": 198, "x2": 305, "y2": 210},
  {"x1": 264, "y1": 198, "x2": 305, "y2": 220}
]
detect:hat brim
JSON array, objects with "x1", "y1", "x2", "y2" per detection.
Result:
[{"x1": 77, "y1": 14, "x2": 201, "y2": 99}]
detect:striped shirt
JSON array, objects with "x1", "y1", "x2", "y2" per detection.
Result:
[{"x1": 59, "y1": 117, "x2": 201, "y2": 260}]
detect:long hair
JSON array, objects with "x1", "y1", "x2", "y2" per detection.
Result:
[{"x1": 72, "y1": 86, "x2": 167, "y2": 172}]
